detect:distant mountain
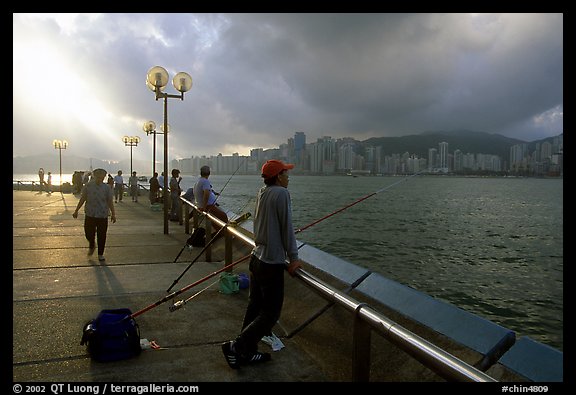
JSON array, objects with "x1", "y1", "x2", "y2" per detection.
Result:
[{"x1": 361, "y1": 130, "x2": 546, "y2": 160}]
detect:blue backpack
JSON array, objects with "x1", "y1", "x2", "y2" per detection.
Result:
[{"x1": 80, "y1": 308, "x2": 141, "y2": 362}]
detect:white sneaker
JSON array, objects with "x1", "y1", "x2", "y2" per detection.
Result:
[{"x1": 98, "y1": 255, "x2": 105, "y2": 261}]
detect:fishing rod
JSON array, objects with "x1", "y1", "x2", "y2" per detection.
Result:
[
  {"x1": 130, "y1": 253, "x2": 252, "y2": 320},
  {"x1": 164, "y1": 172, "x2": 421, "y2": 314},
  {"x1": 166, "y1": 217, "x2": 236, "y2": 293},
  {"x1": 172, "y1": 159, "x2": 246, "y2": 263},
  {"x1": 169, "y1": 278, "x2": 220, "y2": 312}
]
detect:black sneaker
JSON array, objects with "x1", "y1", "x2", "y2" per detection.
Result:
[
  {"x1": 221, "y1": 341, "x2": 240, "y2": 369},
  {"x1": 241, "y1": 351, "x2": 271, "y2": 365}
]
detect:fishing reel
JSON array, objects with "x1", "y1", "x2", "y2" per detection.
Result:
[{"x1": 169, "y1": 300, "x2": 185, "y2": 312}]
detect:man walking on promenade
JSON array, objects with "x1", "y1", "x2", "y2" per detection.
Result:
[{"x1": 72, "y1": 168, "x2": 116, "y2": 262}]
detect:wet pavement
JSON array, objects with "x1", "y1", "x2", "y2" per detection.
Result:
[{"x1": 12, "y1": 190, "x2": 328, "y2": 383}]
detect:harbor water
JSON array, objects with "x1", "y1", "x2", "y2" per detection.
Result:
[{"x1": 14, "y1": 172, "x2": 563, "y2": 351}]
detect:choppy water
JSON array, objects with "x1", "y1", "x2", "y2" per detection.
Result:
[{"x1": 14, "y1": 173, "x2": 563, "y2": 351}]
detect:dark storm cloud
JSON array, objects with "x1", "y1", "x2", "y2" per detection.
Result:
[
  {"x1": 13, "y1": 13, "x2": 563, "y2": 162},
  {"x1": 205, "y1": 13, "x2": 563, "y2": 137}
]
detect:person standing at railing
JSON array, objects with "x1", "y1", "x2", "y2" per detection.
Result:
[
  {"x1": 222, "y1": 159, "x2": 302, "y2": 369},
  {"x1": 38, "y1": 168, "x2": 45, "y2": 192},
  {"x1": 169, "y1": 168, "x2": 183, "y2": 225},
  {"x1": 47, "y1": 172, "x2": 52, "y2": 194},
  {"x1": 149, "y1": 172, "x2": 160, "y2": 205},
  {"x1": 129, "y1": 171, "x2": 139, "y2": 203},
  {"x1": 107, "y1": 174, "x2": 114, "y2": 190},
  {"x1": 73, "y1": 171, "x2": 83, "y2": 194}
]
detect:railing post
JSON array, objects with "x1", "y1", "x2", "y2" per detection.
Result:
[
  {"x1": 184, "y1": 204, "x2": 190, "y2": 234},
  {"x1": 225, "y1": 231, "x2": 233, "y2": 268},
  {"x1": 352, "y1": 303, "x2": 371, "y2": 382},
  {"x1": 193, "y1": 209, "x2": 199, "y2": 229},
  {"x1": 205, "y1": 217, "x2": 212, "y2": 262}
]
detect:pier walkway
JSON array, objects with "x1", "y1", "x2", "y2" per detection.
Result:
[
  {"x1": 12, "y1": 190, "x2": 327, "y2": 383},
  {"x1": 14, "y1": 189, "x2": 563, "y2": 384}
]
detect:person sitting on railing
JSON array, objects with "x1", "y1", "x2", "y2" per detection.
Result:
[{"x1": 192, "y1": 165, "x2": 228, "y2": 233}]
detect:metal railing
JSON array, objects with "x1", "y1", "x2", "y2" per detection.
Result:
[
  {"x1": 179, "y1": 196, "x2": 497, "y2": 382},
  {"x1": 13, "y1": 180, "x2": 42, "y2": 190}
]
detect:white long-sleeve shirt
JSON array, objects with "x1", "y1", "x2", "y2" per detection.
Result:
[{"x1": 252, "y1": 185, "x2": 299, "y2": 265}]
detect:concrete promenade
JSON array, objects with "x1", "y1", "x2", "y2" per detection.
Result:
[{"x1": 12, "y1": 190, "x2": 328, "y2": 383}]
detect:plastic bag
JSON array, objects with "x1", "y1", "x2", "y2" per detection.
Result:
[{"x1": 219, "y1": 272, "x2": 239, "y2": 294}]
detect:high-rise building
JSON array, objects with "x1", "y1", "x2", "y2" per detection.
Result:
[
  {"x1": 428, "y1": 148, "x2": 438, "y2": 171},
  {"x1": 294, "y1": 132, "x2": 306, "y2": 153},
  {"x1": 439, "y1": 142, "x2": 449, "y2": 172},
  {"x1": 294, "y1": 132, "x2": 306, "y2": 166},
  {"x1": 338, "y1": 143, "x2": 355, "y2": 171},
  {"x1": 309, "y1": 136, "x2": 336, "y2": 174}
]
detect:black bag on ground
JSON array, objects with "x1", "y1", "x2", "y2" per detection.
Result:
[
  {"x1": 80, "y1": 308, "x2": 141, "y2": 362},
  {"x1": 187, "y1": 227, "x2": 206, "y2": 247}
]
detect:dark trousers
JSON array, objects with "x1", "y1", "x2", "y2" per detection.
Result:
[
  {"x1": 206, "y1": 205, "x2": 228, "y2": 231},
  {"x1": 170, "y1": 193, "x2": 181, "y2": 223},
  {"x1": 84, "y1": 216, "x2": 109, "y2": 256},
  {"x1": 114, "y1": 185, "x2": 123, "y2": 201},
  {"x1": 234, "y1": 255, "x2": 285, "y2": 356}
]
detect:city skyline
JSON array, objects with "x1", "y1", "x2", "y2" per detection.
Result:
[
  {"x1": 13, "y1": 130, "x2": 563, "y2": 177},
  {"x1": 170, "y1": 131, "x2": 563, "y2": 176}
]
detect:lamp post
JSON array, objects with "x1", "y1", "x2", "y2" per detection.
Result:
[
  {"x1": 146, "y1": 66, "x2": 192, "y2": 235},
  {"x1": 122, "y1": 136, "x2": 140, "y2": 175},
  {"x1": 142, "y1": 121, "x2": 168, "y2": 177},
  {"x1": 52, "y1": 139, "x2": 68, "y2": 188}
]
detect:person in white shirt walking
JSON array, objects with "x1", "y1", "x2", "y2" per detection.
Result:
[{"x1": 72, "y1": 169, "x2": 116, "y2": 262}]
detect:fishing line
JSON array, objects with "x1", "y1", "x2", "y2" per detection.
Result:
[
  {"x1": 295, "y1": 171, "x2": 422, "y2": 234},
  {"x1": 131, "y1": 171, "x2": 422, "y2": 318},
  {"x1": 168, "y1": 172, "x2": 421, "y2": 304}
]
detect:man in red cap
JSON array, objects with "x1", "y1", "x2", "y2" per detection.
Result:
[{"x1": 222, "y1": 159, "x2": 302, "y2": 369}]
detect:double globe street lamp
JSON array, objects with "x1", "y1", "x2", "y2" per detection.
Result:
[
  {"x1": 122, "y1": 136, "x2": 140, "y2": 175},
  {"x1": 52, "y1": 139, "x2": 68, "y2": 188},
  {"x1": 146, "y1": 66, "x2": 192, "y2": 234},
  {"x1": 142, "y1": 121, "x2": 168, "y2": 177}
]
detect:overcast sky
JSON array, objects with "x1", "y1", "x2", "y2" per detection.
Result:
[{"x1": 13, "y1": 13, "x2": 563, "y2": 164}]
